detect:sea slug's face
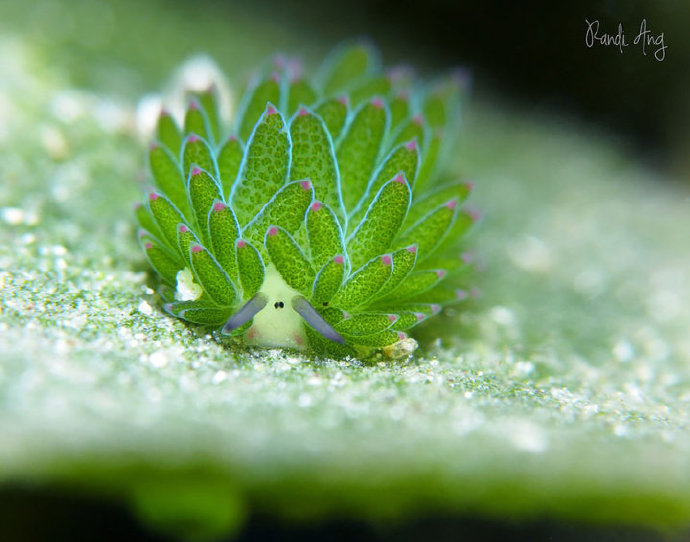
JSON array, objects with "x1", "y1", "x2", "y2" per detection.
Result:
[{"x1": 242, "y1": 266, "x2": 308, "y2": 350}]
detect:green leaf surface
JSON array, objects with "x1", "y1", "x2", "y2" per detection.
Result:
[
  {"x1": 149, "y1": 143, "x2": 190, "y2": 218},
  {"x1": 235, "y1": 238, "x2": 265, "y2": 299},
  {"x1": 163, "y1": 297, "x2": 216, "y2": 317},
  {"x1": 304, "y1": 324, "x2": 357, "y2": 358},
  {"x1": 388, "y1": 92, "x2": 410, "y2": 130},
  {"x1": 148, "y1": 192, "x2": 187, "y2": 250},
  {"x1": 405, "y1": 181, "x2": 472, "y2": 228},
  {"x1": 346, "y1": 175, "x2": 411, "y2": 270},
  {"x1": 287, "y1": 78, "x2": 317, "y2": 116},
  {"x1": 195, "y1": 86, "x2": 222, "y2": 143},
  {"x1": 236, "y1": 75, "x2": 281, "y2": 142},
  {"x1": 216, "y1": 135, "x2": 243, "y2": 200},
  {"x1": 187, "y1": 167, "x2": 222, "y2": 244},
  {"x1": 311, "y1": 255, "x2": 346, "y2": 306},
  {"x1": 334, "y1": 312, "x2": 397, "y2": 336},
  {"x1": 337, "y1": 98, "x2": 389, "y2": 211},
  {"x1": 348, "y1": 76, "x2": 391, "y2": 106},
  {"x1": 176, "y1": 222, "x2": 200, "y2": 267},
  {"x1": 178, "y1": 306, "x2": 232, "y2": 325},
  {"x1": 306, "y1": 201, "x2": 345, "y2": 270},
  {"x1": 397, "y1": 200, "x2": 458, "y2": 260},
  {"x1": 231, "y1": 104, "x2": 290, "y2": 224},
  {"x1": 393, "y1": 115, "x2": 427, "y2": 149},
  {"x1": 4, "y1": 7, "x2": 690, "y2": 540},
  {"x1": 189, "y1": 243, "x2": 237, "y2": 306},
  {"x1": 376, "y1": 269, "x2": 446, "y2": 303},
  {"x1": 414, "y1": 129, "x2": 442, "y2": 193},
  {"x1": 139, "y1": 234, "x2": 181, "y2": 286},
  {"x1": 288, "y1": 107, "x2": 343, "y2": 221},
  {"x1": 182, "y1": 133, "x2": 217, "y2": 180},
  {"x1": 422, "y1": 75, "x2": 462, "y2": 130},
  {"x1": 208, "y1": 200, "x2": 240, "y2": 281},
  {"x1": 265, "y1": 225, "x2": 314, "y2": 295},
  {"x1": 135, "y1": 203, "x2": 163, "y2": 242},
  {"x1": 156, "y1": 109, "x2": 183, "y2": 155},
  {"x1": 184, "y1": 100, "x2": 211, "y2": 144},
  {"x1": 374, "y1": 244, "x2": 418, "y2": 300},
  {"x1": 389, "y1": 309, "x2": 430, "y2": 331},
  {"x1": 345, "y1": 328, "x2": 401, "y2": 347},
  {"x1": 364, "y1": 139, "x2": 419, "y2": 203},
  {"x1": 319, "y1": 41, "x2": 378, "y2": 94},
  {"x1": 242, "y1": 180, "x2": 313, "y2": 250},
  {"x1": 330, "y1": 254, "x2": 393, "y2": 311},
  {"x1": 314, "y1": 96, "x2": 348, "y2": 140}
]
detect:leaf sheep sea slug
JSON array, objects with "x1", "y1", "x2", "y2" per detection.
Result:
[{"x1": 135, "y1": 41, "x2": 477, "y2": 359}]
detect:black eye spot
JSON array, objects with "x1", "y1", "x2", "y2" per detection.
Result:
[{"x1": 274, "y1": 301, "x2": 285, "y2": 309}]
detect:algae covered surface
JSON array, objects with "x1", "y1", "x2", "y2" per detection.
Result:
[{"x1": 1, "y1": 0, "x2": 690, "y2": 538}]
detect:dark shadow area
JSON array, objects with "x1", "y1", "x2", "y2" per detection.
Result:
[
  {"x1": 224, "y1": 0, "x2": 689, "y2": 174},
  {"x1": 0, "y1": 486, "x2": 685, "y2": 542}
]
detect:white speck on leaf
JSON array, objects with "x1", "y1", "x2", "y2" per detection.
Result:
[
  {"x1": 175, "y1": 267, "x2": 203, "y2": 301},
  {"x1": 137, "y1": 300, "x2": 153, "y2": 316}
]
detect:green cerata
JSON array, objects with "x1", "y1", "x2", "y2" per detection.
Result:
[{"x1": 135, "y1": 41, "x2": 477, "y2": 359}]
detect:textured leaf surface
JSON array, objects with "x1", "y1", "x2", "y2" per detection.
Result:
[
  {"x1": 149, "y1": 143, "x2": 189, "y2": 217},
  {"x1": 330, "y1": 254, "x2": 393, "y2": 311},
  {"x1": 148, "y1": 193, "x2": 186, "y2": 250},
  {"x1": 231, "y1": 105, "x2": 290, "y2": 224},
  {"x1": 195, "y1": 87, "x2": 222, "y2": 143},
  {"x1": 346, "y1": 175, "x2": 411, "y2": 270},
  {"x1": 216, "y1": 136, "x2": 243, "y2": 200},
  {"x1": 414, "y1": 129, "x2": 442, "y2": 192},
  {"x1": 377, "y1": 269, "x2": 445, "y2": 302},
  {"x1": 184, "y1": 100, "x2": 211, "y2": 144},
  {"x1": 182, "y1": 134, "x2": 217, "y2": 180},
  {"x1": 287, "y1": 78, "x2": 317, "y2": 116},
  {"x1": 208, "y1": 201, "x2": 240, "y2": 281},
  {"x1": 189, "y1": 243, "x2": 236, "y2": 306},
  {"x1": 314, "y1": 97, "x2": 348, "y2": 140},
  {"x1": 320, "y1": 41, "x2": 377, "y2": 94},
  {"x1": 374, "y1": 245, "x2": 418, "y2": 299},
  {"x1": 237, "y1": 75, "x2": 281, "y2": 142},
  {"x1": 135, "y1": 203, "x2": 163, "y2": 242},
  {"x1": 311, "y1": 255, "x2": 345, "y2": 306},
  {"x1": 288, "y1": 108, "x2": 343, "y2": 220},
  {"x1": 364, "y1": 140, "x2": 419, "y2": 204},
  {"x1": 156, "y1": 109, "x2": 182, "y2": 155},
  {"x1": 179, "y1": 306, "x2": 232, "y2": 325},
  {"x1": 235, "y1": 239, "x2": 264, "y2": 299},
  {"x1": 139, "y1": 235, "x2": 180, "y2": 285},
  {"x1": 397, "y1": 200, "x2": 458, "y2": 260},
  {"x1": 393, "y1": 115, "x2": 426, "y2": 149},
  {"x1": 265, "y1": 226, "x2": 314, "y2": 295},
  {"x1": 334, "y1": 312, "x2": 396, "y2": 336},
  {"x1": 405, "y1": 182, "x2": 472, "y2": 227},
  {"x1": 187, "y1": 167, "x2": 222, "y2": 244},
  {"x1": 388, "y1": 92, "x2": 409, "y2": 130},
  {"x1": 348, "y1": 76, "x2": 391, "y2": 106},
  {"x1": 306, "y1": 201, "x2": 345, "y2": 270},
  {"x1": 242, "y1": 180, "x2": 313, "y2": 249},
  {"x1": 176, "y1": 223, "x2": 199, "y2": 267},
  {"x1": 344, "y1": 329, "x2": 401, "y2": 347},
  {"x1": 3, "y1": 5, "x2": 690, "y2": 541},
  {"x1": 337, "y1": 99, "x2": 389, "y2": 211}
]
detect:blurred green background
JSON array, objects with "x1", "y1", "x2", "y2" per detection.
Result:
[{"x1": 0, "y1": 0, "x2": 689, "y2": 541}]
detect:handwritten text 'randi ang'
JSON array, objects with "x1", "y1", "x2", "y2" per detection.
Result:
[{"x1": 585, "y1": 19, "x2": 667, "y2": 61}]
